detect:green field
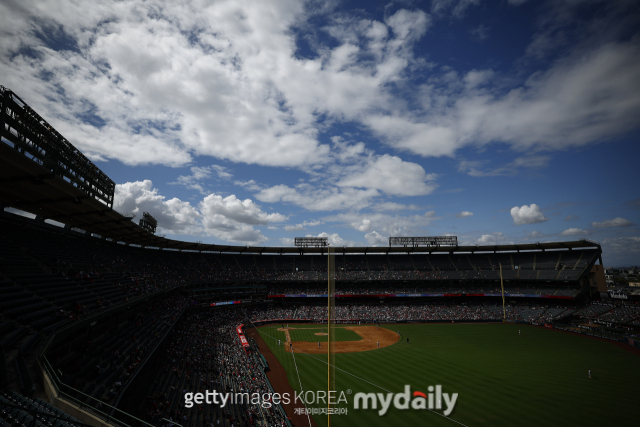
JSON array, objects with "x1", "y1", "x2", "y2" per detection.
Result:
[
  {"x1": 258, "y1": 323, "x2": 640, "y2": 426},
  {"x1": 288, "y1": 326, "x2": 362, "y2": 343}
]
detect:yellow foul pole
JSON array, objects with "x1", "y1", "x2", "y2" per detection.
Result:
[{"x1": 327, "y1": 249, "x2": 331, "y2": 427}]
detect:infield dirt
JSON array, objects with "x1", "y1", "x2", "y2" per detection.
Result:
[{"x1": 283, "y1": 325, "x2": 400, "y2": 354}]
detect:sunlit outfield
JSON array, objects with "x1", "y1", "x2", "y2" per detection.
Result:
[{"x1": 257, "y1": 323, "x2": 640, "y2": 427}]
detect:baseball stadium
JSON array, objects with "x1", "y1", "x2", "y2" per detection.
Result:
[{"x1": 1, "y1": 85, "x2": 639, "y2": 427}]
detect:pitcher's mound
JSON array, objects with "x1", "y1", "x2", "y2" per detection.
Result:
[{"x1": 314, "y1": 332, "x2": 328, "y2": 336}]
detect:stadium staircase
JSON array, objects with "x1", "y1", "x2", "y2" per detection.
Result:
[
  {"x1": 447, "y1": 256, "x2": 458, "y2": 271},
  {"x1": 466, "y1": 256, "x2": 475, "y2": 270},
  {"x1": 425, "y1": 255, "x2": 436, "y2": 272},
  {"x1": 572, "y1": 252, "x2": 584, "y2": 270},
  {"x1": 409, "y1": 255, "x2": 419, "y2": 272}
]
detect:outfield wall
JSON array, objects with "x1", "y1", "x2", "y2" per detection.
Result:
[
  {"x1": 242, "y1": 318, "x2": 504, "y2": 328},
  {"x1": 268, "y1": 293, "x2": 574, "y2": 299}
]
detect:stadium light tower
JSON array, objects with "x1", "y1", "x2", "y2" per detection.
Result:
[
  {"x1": 139, "y1": 212, "x2": 158, "y2": 234},
  {"x1": 389, "y1": 236, "x2": 458, "y2": 247}
]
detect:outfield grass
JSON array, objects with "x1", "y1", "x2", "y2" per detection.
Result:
[
  {"x1": 258, "y1": 323, "x2": 640, "y2": 427},
  {"x1": 288, "y1": 326, "x2": 362, "y2": 343}
]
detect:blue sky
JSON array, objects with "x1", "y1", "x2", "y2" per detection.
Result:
[{"x1": 1, "y1": 0, "x2": 639, "y2": 266}]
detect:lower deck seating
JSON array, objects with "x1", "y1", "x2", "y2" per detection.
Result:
[{"x1": 0, "y1": 391, "x2": 84, "y2": 427}]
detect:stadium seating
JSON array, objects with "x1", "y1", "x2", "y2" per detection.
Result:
[
  {"x1": 0, "y1": 212, "x2": 616, "y2": 427},
  {"x1": 0, "y1": 390, "x2": 84, "y2": 427}
]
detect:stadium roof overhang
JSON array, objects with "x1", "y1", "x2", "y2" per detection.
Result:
[
  {"x1": 1, "y1": 144, "x2": 602, "y2": 255},
  {"x1": 0, "y1": 142, "x2": 142, "y2": 238}
]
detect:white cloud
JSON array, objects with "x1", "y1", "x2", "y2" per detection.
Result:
[
  {"x1": 199, "y1": 194, "x2": 287, "y2": 226},
  {"x1": 458, "y1": 156, "x2": 550, "y2": 177},
  {"x1": 114, "y1": 180, "x2": 286, "y2": 244},
  {"x1": 564, "y1": 215, "x2": 578, "y2": 222},
  {"x1": 279, "y1": 237, "x2": 295, "y2": 246},
  {"x1": 330, "y1": 137, "x2": 367, "y2": 163},
  {"x1": 337, "y1": 154, "x2": 437, "y2": 196},
  {"x1": 510, "y1": 204, "x2": 548, "y2": 225},
  {"x1": 0, "y1": 0, "x2": 330, "y2": 168},
  {"x1": 312, "y1": 232, "x2": 358, "y2": 247},
  {"x1": 235, "y1": 180, "x2": 263, "y2": 192},
  {"x1": 254, "y1": 151, "x2": 438, "y2": 212},
  {"x1": 255, "y1": 185, "x2": 381, "y2": 211},
  {"x1": 283, "y1": 220, "x2": 323, "y2": 232},
  {"x1": 1, "y1": 0, "x2": 638, "y2": 173},
  {"x1": 455, "y1": 211, "x2": 473, "y2": 218},
  {"x1": 431, "y1": 0, "x2": 480, "y2": 18},
  {"x1": 210, "y1": 165, "x2": 233, "y2": 179},
  {"x1": 559, "y1": 228, "x2": 589, "y2": 236},
  {"x1": 371, "y1": 202, "x2": 421, "y2": 212},
  {"x1": 470, "y1": 25, "x2": 490, "y2": 42},
  {"x1": 591, "y1": 217, "x2": 636, "y2": 228},
  {"x1": 324, "y1": 211, "x2": 440, "y2": 236},
  {"x1": 367, "y1": 41, "x2": 640, "y2": 160},
  {"x1": 352, "y1": 219, "x2": 372, "y2": 232},
  {"x1": 477, "y1": 232, "x2": 510, "y2": 245},
  {"x1": 169, "y1": 165, "x2": 232, "y2": 194},
  {"x1": 365, "y1": 230, "x2": 387, "y2": 246},
  {"x1": 526, "y1": 231, "x2": 544, "y2": 239},
  {"x1": 385, "y1": 9, "x2": 431, "y2": 41}
]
